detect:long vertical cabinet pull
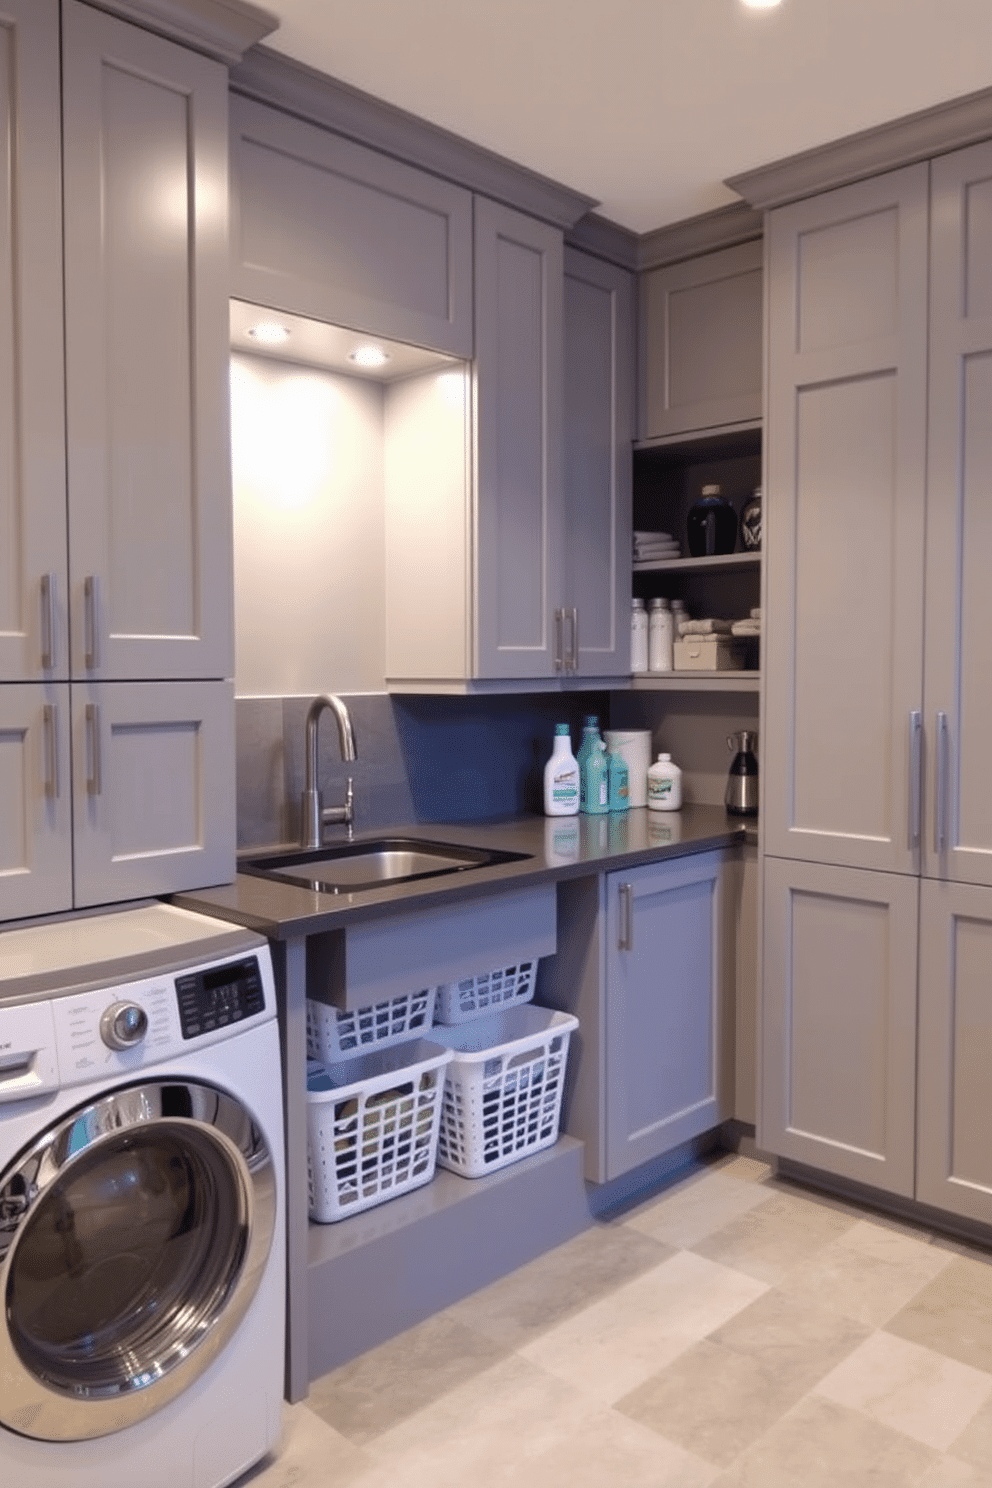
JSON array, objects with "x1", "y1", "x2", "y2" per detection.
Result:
[
  {"x1": 83, "y1": 576, "x2": 99, "y2": 670},
  {"x1": 618, "y1": 882, "x2": 634, "y2": 951},
  {"x1": 85, "y1": 703, "x2": 102, "y2": 795},
  {"x1": 42, "y1": 705, "x2": 59, "y2": 799},
  {"x1": 553, "y1": 609, "x2": 564, "y2": 671},
  {"x1": 935, "y1": 710, "x2": 949, "y2": 855},
  {"x1": 40, "y1": 575, "x2": 56, "y2": 670},
  {"x1": 567, "y1": 607, "x2": 579, "y2": 671},
  {"x1": 909, "y1": 710, "x2": 922, "y2": 848}
]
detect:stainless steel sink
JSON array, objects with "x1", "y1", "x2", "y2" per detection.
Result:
[{"x1": 240, "y1": 836, "x2": 530, "y2": 894}]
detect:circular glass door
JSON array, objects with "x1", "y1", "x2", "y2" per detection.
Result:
[{"x1": 0, "y1": 1079, "x2": 276, "y2": 1441}]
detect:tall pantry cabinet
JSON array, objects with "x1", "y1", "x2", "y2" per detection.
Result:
[
  {"x1": 0, "y1": 0, "x2": 239, "y2": 923},
  {"x1": 761, "y1": 142, "x2": 992, "y2": 1224}
]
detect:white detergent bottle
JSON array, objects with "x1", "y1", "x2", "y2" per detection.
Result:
[
  {"x1": 647, "y1": 752, "x2": 682, "y2": 812},
  {"x1": 544, "y1": 724, "x2": 580, "y2": 815}
]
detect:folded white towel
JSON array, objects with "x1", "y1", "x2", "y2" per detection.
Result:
[
  {"x1": 634, "y1": 548, "x2": 681, "y2": 561},
  {"x1": 678, "y1": 618, "x2": 732, "y2": 636},
  {"x1": 633, "y1": 531, "x2": 675, "y2": 542},
  {"x1": 731, "y1": 619, "x2": 761, "y2": 637}
]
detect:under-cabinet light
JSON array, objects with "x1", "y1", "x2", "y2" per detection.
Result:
[
  {"x1": 349, "y1": 345, "x2": 391, "y2": 369},
  {"x1": 248, "y1": 322, "x2": 291, "y2": 345},
  {"x1": 740, "y1": 0, "x2": 782, "y2": 8}
]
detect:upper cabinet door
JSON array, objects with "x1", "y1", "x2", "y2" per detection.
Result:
[
  {"x1": 62, "y1": 2, "x2": 233, "y2": 682},
  {"x1": 229, "y1": 96, "x2": 473, "y2": 359},
  {"x1": 0, "y1": 0, "x2": 68, "y2": 683},
  {"x1": 473, "y1": 197, "x2": 563, "y2": 679},
  {"x1": 563, "y1": 247, "x2": 633, "y2": 679},
  {"x1": 924, "y1": 141, "x2": 992, "y2": 889},
  {"x1": 763, "y1": 166, "x2": 929, "y2": 874},
  {"x1": 639, "y1": 239, "x2": 763, "y2": 440}
]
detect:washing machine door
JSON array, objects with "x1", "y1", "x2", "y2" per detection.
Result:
[{"x1": 0, "y1": 1078, "x2": 276, "y2": 1442}]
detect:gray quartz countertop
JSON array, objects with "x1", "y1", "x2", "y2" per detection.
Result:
[{"x1": 171, "y1": 805, "x2": 755, "y2": 939}]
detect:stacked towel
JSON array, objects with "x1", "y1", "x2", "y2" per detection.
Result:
[
  {"x1": 730, "y1": 608, "x2": 762, "y2": 638},
  {"x1": 633, "y1": 530, "x2": 681, "y2": 561},
  {"x1": 678, "y1": 618, "x2": 732, "y2": 637}
]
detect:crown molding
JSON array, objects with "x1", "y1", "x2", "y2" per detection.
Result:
[
  {"x1": 229, "y1": 46, "x2": 598, "y2": 229},
  {"x1": 728, "y1": 85, "x2": 992, "y2": 211},
  {"x1": 565, "y1": 212, "x2": 639, "y2": 270},
  {"x1": 84, "y1": 0, "x2": 278, "y2": 62},
  {"x1": 636, "y1": 201, "x2": 764, "y2": 271}
]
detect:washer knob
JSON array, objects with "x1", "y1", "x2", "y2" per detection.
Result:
[{"x1": 100, "y1": 1001, "x2": 148, "y2": 1050}]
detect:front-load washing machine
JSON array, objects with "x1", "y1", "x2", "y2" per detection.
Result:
[{"x1": 0, "y1": 901, "x2": 286, "y2": 1488}]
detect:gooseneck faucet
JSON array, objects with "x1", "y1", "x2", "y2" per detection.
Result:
[{"x1": 300, "y1": 694, "x2": 357, "y2": 848}]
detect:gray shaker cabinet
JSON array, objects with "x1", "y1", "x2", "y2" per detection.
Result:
[
  {"x1": 916, "y1": 878, "x2": 992, "y2": 1226},
  {"x1": 562, "y1": 247, "x2": 634, "y2": 679},
  {"x1": 229, "y1": 95, "x2": 473, "y2": 359},
  {"x1": 473, "y1": 196, "x2": 565, "y2": 679},
  {"x1": 922, "y1": 140, "x2": 992, "y2": 890},
  {"x1": 639, "y1": 239, "x2": 763, "y2": 441},
  {"x1": 0, "y1": 685, "x2": 73, "y2": 920},
  {"x1": 0, "y1": 0, "x2": 67, "y2": 686},
  {"x1": 546, "y1": 851, "x2": 730, "y2": 1184},
  {"x1": 762, "y1": 164, "x2": 929, "y2": 875},
  {"x1": 62, "y1": 0, "x2": 234, "y2": 684}
]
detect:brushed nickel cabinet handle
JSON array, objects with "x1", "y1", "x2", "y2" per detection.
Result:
[
  {"x1": 553, "y1": 608, "x2": 564, "y2": 671},
  {"x1": 42, "y1": 704, "x2": 59, "y2": 799},
  {"x1": 85, "y1": 702, "x2": 102, "y2": 795},
  {"x1": 935, "y1": 710, "x2": 949, "y2": 855},
  {"x1": 83, "y1": 575, "x2": 99, "y2": 670},
  {"x1": 567, "y1": 607, "x2": 579, "y2": 671},
  {"x1": 618, "y1": 882, "x2": 633, "y2": 951},
  {"x1": 40, "y1": 573, "x2": 55, "y2": 670},
  {"x1": 909, "y1": 710, "x2": 922, "y2": 847}
]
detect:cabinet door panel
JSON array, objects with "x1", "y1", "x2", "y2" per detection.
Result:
[
  {"x1": 604, "y1": 851, "x2": 727, "y2": 1179},
  {"x1": 0, "y1": 0, "x2": 68, "y2": 683},
  {"x1": 917, "y1": 878, "x2": 992, "y2": 1223},
  {"x1": 924, "y1": 141, "x2": 992, "y2": 887},
  {"x1": 639, "y1": 239, "x2": 763, "y2": 439},
  {"x1": 230, "y1": 97, "x2": 473, "y2": 359},
  {"x1": 563, "y1": 248, "x2": 633, "y2": 678},
  {"x1": 761, "y1": 855, "x2": 918, "y2": 1196},
  {"x1": 62, "y1": 2, "x2": 232, "y2": 681},
  {"x1": 764, "y1": 167, "x2": 929, "y2": 873},
  {"x1": 474, "y1": 197, "x2": 563, "y2": 679},
  {"x1": 71, "y1": 681, "x2": 235, "y2": 906},
  {"x1": 0, "y1": 684, "x2": 72, "y2": 922}
]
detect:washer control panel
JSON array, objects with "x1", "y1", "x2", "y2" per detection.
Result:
[{"x1": 175, "y1": 956, "x2": 265, "y2": 1040}]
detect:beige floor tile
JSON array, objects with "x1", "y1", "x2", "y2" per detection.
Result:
[
  {"x1": 707, "y1": 1284, "x2": 872, "y2": 1391},
  {"x1": 236, "y1": 1402, "x2": 374, "y2": 1487},
  {"x1": 776, "y1": 1220, "x2": 955, "y2": 1329},
  {"x1": 708, "y1": 1153, "x2": 775, "y2": 1184},
  {"x1": 506, "y1": 1406, "x2": 721, "y2": 1488},
  {"x1": 814, "y1": 1329, "x2": 992, "y2": 1451},
  {"x1": 948, "y1": 1392, "x2": 992, "y2": 1473},
  {"x1": 886, "y1": 1255, "x2": 992, "y2": 1374},
  {"x1": 305, "y1": 1310, "x2": 507, "y2": 1445},
  {"x1": 444, "y1": 1219, "x2": 674, "y2": 1350},
  {"x1": 691, "y1": 1189, "x2": 859, "y2": 1283},
  {"x1": 519, "y1": 1249, "x2": 769, "y2": 1402},
  {"x1": 916, "y1": 1459, "x2": 992, "y2": 1487},
  {"x1": 711, "y1": 1394, "x2": 939, "y2": 1487},
  {"x1": 625, "y1": 1167, "x2": 776, "y2": 1249},
  {"x1": 615, "y1": 1337, "x2": 805, "y2": 1467}
]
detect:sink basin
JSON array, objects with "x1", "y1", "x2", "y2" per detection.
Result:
[{"x1": 240, "y1": 836, "x2": 530, "y2": 895}]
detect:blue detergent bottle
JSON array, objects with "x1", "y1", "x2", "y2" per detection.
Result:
[
  {"x1": 583, "y1": 739, "x2": 609, "y2": 816},
  {"x1": 576, "y1": 715, "x2": 602, "y2": 812},
  {"x1": 608, "y1": 745, "x2": 630, "y2": 811}
]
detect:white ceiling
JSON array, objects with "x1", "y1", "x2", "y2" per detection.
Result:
[{"x1": 259, "y1": 0, "x2": 992, "y2": 233}]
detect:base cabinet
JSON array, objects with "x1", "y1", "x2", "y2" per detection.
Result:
[
  {"x1": 545, "y1": 849, "x2": 730, "y2": 1184},
  {"x1": 917, "y1": 878, "x2": 992, "y2": 1225}
]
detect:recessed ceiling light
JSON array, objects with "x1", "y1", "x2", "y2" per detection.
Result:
[
  {"x1": 247, "y1": 322, "x2": 290, "y2": 345},
  {"x1": 741, "y1": 0, "x2": 782, "y2": 8},
  {"x1": 349, "y1": 345, "x2": 391, "y2": 369}
]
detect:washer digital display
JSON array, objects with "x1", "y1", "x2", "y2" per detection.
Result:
[{"x1": 175, "y1": 957, "x2": 265, "y2": 1039}]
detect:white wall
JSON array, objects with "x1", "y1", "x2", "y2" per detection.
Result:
[{"x1": 230, "y1": 352, "x2": 386, "y2": 696}]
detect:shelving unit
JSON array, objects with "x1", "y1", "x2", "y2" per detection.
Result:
[{"x1": 631, "y1": 421, "x2": 762, "y2": 693}]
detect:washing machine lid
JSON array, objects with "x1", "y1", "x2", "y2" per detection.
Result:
[
  {"x1": 0, "y1": 1072, "x2": 276, "y2": 1441},
  {"x1": 0, "y1": 902, "x2": 266, "y2": 1007}
]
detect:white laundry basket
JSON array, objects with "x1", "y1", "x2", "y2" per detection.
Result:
[
  {"x1": 306, "y1": 987, "x2": 437, "y2": 1059},
  {"x1": 431, "y1": 961, "x2": 538, "y2": 1025},
  {"x1": 430, "y1": 1005, "x2": 578, "y2": 1178},
  {"x1": 306, "y1": 1038, "x2": 452, "y2": 1221}
]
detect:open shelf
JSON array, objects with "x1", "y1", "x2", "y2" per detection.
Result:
[
  {"x1": 633, "y1": 552, "x2": 760, "y2": 576},
  {"x1": 631, "y1": 671, "x2": 761, "y2": 693}
]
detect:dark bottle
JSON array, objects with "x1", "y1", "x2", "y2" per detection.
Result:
[
  {"x1": 686, "y1": 484, "x2": 737, "y2": 557},
  {"x1": 725, "y1": 730, "x2": 759, "y2": 816}
]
